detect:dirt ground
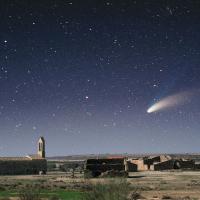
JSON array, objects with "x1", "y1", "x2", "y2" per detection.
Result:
[
  {"x1": 128, "y1": 171, "x2": 200, "y2": 199},
  {"x1": 0, "y1": 171, "x2": 200, "y2": 199}
]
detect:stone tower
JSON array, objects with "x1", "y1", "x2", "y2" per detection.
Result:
[{"x1": 38, "y1": 137, "x2": 45, "y2": 158}]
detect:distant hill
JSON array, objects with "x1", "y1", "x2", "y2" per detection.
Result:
[{"x1": 47, "y1": 153, "x2": 200, "y2": 161}]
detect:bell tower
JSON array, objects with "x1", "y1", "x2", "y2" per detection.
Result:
[{"x1": 38, "y1": 137, "x2": 45, "y2": 158}]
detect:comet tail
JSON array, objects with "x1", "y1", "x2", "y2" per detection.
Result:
[{"x1": 147, "y1": 91, "x2": 194, "y2": 113}]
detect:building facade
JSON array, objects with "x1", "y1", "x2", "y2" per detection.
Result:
[{"x1": 0, "y1": 137, "x2": 47, "y2": 175}]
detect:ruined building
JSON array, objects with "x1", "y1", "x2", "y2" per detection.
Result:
[
  {"x1": 0, "y1": 137, "x2": 47, "y2": 175},
  {"x1": 128, "y1": 155, "x2": 195, "y2": 171},
  {"x1": 85, "y1": 157, "x2": 126, "y2": 177},
  {"x1": 85, "y1": 155, "x2": 196, "y2": 177}
]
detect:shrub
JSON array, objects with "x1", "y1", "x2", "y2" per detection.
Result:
[
  {"x1": 84, "y1": 170, "x2": 94, "y2": 179},
  {"x1": 162, "y1": 195, "x2": 172, "y2": 199},
  {"x1": 130, "y1": 189, "x2": 144, "y2": 200},
  {"x1": 83, "y1": 179, "x2": 131, "y2": 200},
  {"x1": 19, "y1": 186, "x2": 41, "y2": 200},
  {"x1": 0, "y1": 185, "x2": 6, "y2": 191},
  {"x1": 100, "y1": 170, "x2": 128, "y2": 178},
  {"x1": 49, "y1": 195, "x2": 60, "y2": 200}
]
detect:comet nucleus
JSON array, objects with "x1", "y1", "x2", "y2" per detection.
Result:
[{"x1": 147, "y1": 91, "x2": 194, "y2": 113}]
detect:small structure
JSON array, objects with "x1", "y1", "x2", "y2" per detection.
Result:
[{"x1": 85, "y1": 157, "x2": 126, "y2": 177}]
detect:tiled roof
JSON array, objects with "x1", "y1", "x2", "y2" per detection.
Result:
[
  {"x1": 0, "y1": 157, "x2": 31, "y2": 161},
  {"x1": 0, "y1": 155, "x2": 45, "y2": 161}
]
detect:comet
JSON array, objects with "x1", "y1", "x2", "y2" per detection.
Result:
[{"x1": 147, "y1": 91, "x2": 195, "y2": 113}]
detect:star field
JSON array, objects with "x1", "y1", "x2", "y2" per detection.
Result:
[{"x1": 0, "y1": 1, "x2": 200, "y2": 156}]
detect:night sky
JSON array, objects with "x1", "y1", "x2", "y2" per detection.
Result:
[{"x1": 0, "y1": 1, "x2": 200, "y2": 156}]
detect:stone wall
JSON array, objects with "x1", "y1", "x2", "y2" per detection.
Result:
[
  {"x1": 130, "y1": 159, "x2": 148, "y2": 171},
  {"x1": 154, "y1": 160, "x2": 174, "y2": 171},
  {"x1": 85, "y1": 158, "x2": 125, "y2": 175},
  {"x1": 179, "y1": 160, "x2": 195, "y2": 169},
  {"x1": 0, "y1": 159, "x2": 47, "y2": 175},
  {"x1": 125, "y1": 161, "x2": 137, "y2": 172},
  {"x1": 144, "y1": 156, "x2": 161, "y2": 165}
]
